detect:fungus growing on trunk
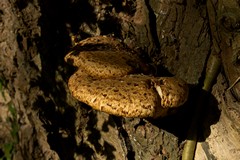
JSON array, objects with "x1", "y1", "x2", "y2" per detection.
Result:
[{"x1": 65, "y1": 36, "x2": 189, "y2": 118}]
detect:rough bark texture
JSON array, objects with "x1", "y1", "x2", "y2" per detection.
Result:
[{"x1": 0, "y1": 0, "x2": 239, "y2": 160}]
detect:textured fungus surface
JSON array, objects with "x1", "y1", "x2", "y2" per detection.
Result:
[
  {"x1": 65, "y1": 50, "x2": 143, "y2": 78},
  {"x1": 68, "y1": 70, "x2": 189, "y2": 118},
  {"x1": 65, "y1": 36, "x2": 189, "y2": 118}
]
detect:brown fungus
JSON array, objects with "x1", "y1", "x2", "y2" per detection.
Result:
[
  {"x1": 65, "y1": 50, "x2": 143, "y2": 78},
  {"x1": 68, "y1": 71, "x2": 188, "y2": 118},
  {"x1": 65, "y1": 36, "x2": 189, "y2": 118}
]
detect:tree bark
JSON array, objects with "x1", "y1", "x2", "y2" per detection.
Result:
[{"x1": 0, "y1": 0, "x2": 239, "y2": 159}]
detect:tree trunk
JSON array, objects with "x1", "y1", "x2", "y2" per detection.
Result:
[{"x1": 0, "y1": 0, "x2": 239, "y2": 159}]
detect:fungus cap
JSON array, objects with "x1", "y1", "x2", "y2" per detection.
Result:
[
  {"x1": 65, "y1": 36, "x2": 189, "y2": 118},
  {"x1": 68, "y1": 70, "x2": 189, "y2": 118}
]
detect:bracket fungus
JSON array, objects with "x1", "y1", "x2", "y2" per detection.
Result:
[{"x1": 65, "y1": 36, "x2": 189, "y2": 118}]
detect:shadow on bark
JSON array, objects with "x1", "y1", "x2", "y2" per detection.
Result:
[
  {"x1": 30, "y1": 0, "x2": 220, "y2": 159},
  {"x1": 149, "y1": 87, "x2": 221, "y2": 142}
]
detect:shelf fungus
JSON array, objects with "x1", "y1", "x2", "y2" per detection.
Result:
[{"x1": 65, "y1": 36, "x2": 189, "y2": 118}]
